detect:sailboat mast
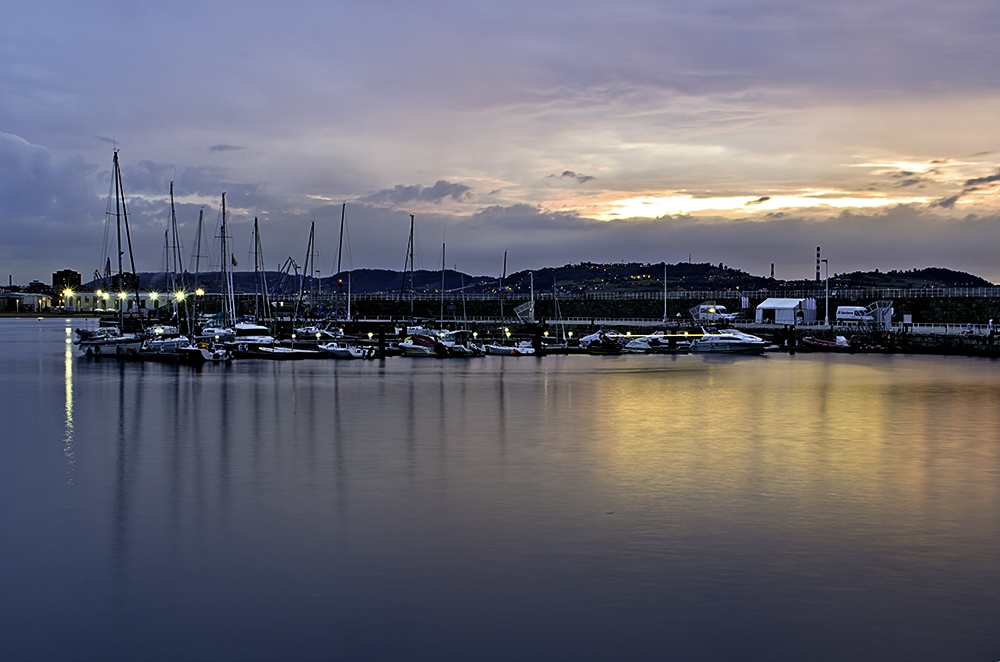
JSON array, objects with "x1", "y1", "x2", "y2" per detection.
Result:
[
  {"x1": 440, "y1": 242, "x2": 445, "y2": 326},
  {"x1": 530, "y1": 271, "x2": 534, "y2": 323},
  {"x1": 220, "y1": 192, "x2": 236, "y2": 327},
  {"x1": 295, "y1": 222, "x2": 315, "y2": 327},
  {"x1": 337, "y1": 203, "x2": 345, "y2": 293},
  {"x1": 253, "y1": 217, "x2": 260, "y2": 320},
  {"x1": 663, "y1": 263, "x2": 668, "y2": 323},
  {"x1": 192, "y1": 208, "x2": 204, "y2": 328},
  {"x1": 499, "y1": 250, "x2": 507, "y2": 323},
  {"x1": 408, "y1": 214, "x2": 415, "y2": 321},
  {"x1": 254, "y1": 217, "x2": 272, "y2": 325}
]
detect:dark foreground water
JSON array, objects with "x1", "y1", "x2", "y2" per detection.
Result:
[{"x1": 2, "y1": 318, "x2": 999, "y2": 661}]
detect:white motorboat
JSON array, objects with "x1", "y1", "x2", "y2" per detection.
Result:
[
  {"x1": 75, "y1": 325, "x2": 143, "y2": 357},
  {"x1": 142, "y1": 325, "x2": 192, "y2": 353},
  {"x1": 579, "y1": 330, "x2": 625, "y2": 355},
  {"x1": 196, "y1": 323, "x2": 236, "y2": 343},
  {"x1": 439, "y1": 330, "x2": 483, "y2": 357},
  {"x1": 251, "y1": 346, "x2": 321, "y2": 360},
  {"x1": 689, "y1": 328, "x2": 767, "y2": 354},
  {"x1": 225, "y1": 322, "x2": 276, "y2": 352},
  {"x1": 320, "y1": 341, "x2": 372, "y2": 359},
  {"x1": 485, "y1": 340, "x2": 536, "y2": 356},
  {"x1": 624, "y1": 331, "x2": 691, "y2": 354}
]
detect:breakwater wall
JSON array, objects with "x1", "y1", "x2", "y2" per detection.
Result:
[{"x1": 340, "y1": 292, "x2": 1000, "y2": 327}]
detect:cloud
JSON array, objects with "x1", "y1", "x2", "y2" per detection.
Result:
[
  {"x1": 547, "y1": 170, "x2": 595, "y2": 184},
  {"x1": 964, "y1": 169, "x2": 1000, "y2": 187},
  {"x1": 745, "y1": 196, "x2": 770, "y2": 206},
  {"x1": 361, "y1": 180, "x2": 473, "y2": 206},
  {"x1": 209, "y1": 144, "x2": 243, "y2": 152},
  {"x1": 931, "y1": 195, "x2": 960, "y2": 209}
]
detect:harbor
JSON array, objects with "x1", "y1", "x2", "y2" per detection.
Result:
[{"x1": 3, "y1": 317, "x2": 1000, "y2": 661}]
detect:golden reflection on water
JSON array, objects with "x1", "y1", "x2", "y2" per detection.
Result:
[
  {"x1": 590, "y1": 356, "x2": 1000, "y2": 556},
  {"x1": 63, "y1": 324, "x2": 75, "y2": 484}
]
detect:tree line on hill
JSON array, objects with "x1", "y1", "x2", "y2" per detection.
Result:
[{"x1": 90, "y1": 262, "x2": 994, "y2": 295}]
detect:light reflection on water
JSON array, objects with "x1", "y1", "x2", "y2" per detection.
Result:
[{"x1": 2, "y1": 319, "x2": 1000, "y2": 661}]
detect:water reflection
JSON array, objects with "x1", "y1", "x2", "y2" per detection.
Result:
[
  {"x1": 63, "y1": 324, "x2": 75, "y2": 484},
  {"x1": 8, "y1": 326, "x2": 1000, "y2": 661}
]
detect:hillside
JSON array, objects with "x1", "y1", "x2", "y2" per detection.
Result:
[{"x1": 86, "y1": 262, "x2": 994, "y2": 295}]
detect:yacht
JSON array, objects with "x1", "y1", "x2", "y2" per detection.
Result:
[
  {"x1": 74, "y1": 325, "x2": 143, "y2": 357},
  {"x1": 624, "y1": 331, "x2": 691, "y2": 354},
  {"x1": 689, "y1": 327, "x2": 767, "y2": 354}
]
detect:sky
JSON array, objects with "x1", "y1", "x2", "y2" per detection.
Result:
[{"x1": 3, "y1": 0, "x2": 1000, "y2": 284}]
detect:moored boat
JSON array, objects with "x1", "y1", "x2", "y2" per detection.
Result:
[
  {"x1": 178, "y1": 343, "x2": 232, "y2": 363},
  {"x1": 689, "y1": 327, "x2": 767, "y2": 354},
  {"x1": 75, "y1": 325, "x2": 143, "y2": 357},
  {"x1": 624, "y1": 331, "x2": 691, "y2": 354},
  {"x1": 319, "y1": 340, "x2": 373, "y2": 359}
]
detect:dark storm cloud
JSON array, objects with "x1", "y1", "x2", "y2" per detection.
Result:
[
  {"x1": 361, "y1": 181, "x2": 472, "y2": 206},
  {"x1": 745, "y1": 196, "x2": 770, "y2": 206}
]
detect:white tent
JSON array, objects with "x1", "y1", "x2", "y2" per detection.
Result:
[{"x1": 755, "y1": 298, "x2": 816, "y2": 325}]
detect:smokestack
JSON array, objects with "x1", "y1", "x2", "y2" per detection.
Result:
[
  {"x1": 816, "y1": 247, "x2": 821, "y2": 281},
  {"x1": 771, "y1": 263, "x2": 774, "y2": 279}
]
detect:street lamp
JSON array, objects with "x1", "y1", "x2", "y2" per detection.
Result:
[{"x1": 821, "y1": 259, "x2": 829, "y2": 327}]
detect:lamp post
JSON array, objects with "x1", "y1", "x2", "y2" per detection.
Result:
[{"x1": 821, "y1": 259, "x2": 829, "y2": 327}]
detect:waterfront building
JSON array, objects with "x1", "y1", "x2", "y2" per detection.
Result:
[{"x1": 755, "y1": 298, "x2": 817, "y2": 325}]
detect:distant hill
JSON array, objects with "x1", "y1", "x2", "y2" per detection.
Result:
[
  {"x1": 84, "y1": 263, "x2": 994, "y2": 294},
  {"x1": 831, "y1": 267, "x2": 993, "y2": 289}
]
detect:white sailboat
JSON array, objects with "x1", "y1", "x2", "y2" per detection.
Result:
[{"x1": 75, "y1": 150, "x2": 143, "y2": 357}]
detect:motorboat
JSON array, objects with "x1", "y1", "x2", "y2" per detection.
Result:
[
  {"x1": 74, "y1": 325, "x2": 143, "y2": 357},
  {"x1": 141, "y1": 325, "x2": 192, "y2": 353},
  {"x1": 196, "y1": 323, "x2": 236, "y2": 343},
  {"x1": 485, "y1": 340, "x2": 536, "y2": 356},
  {"x1": 178, "y1": 343, "x2": 232, "y2": 363},
  {"x1": 248, "y1": 346, "x2": 322, "y2": 360},
  {"x1": 689, "y1": 327, "x2": 767, "y2": 354},
  {"x1": 579, "y1": 330, "x2": 625, "y2": 355},
  {"x1": 399, "y1": 333, "x2": 448, "y2": 357},
  {"x1": 624, "y1": 331, "x2": 691, "y2": 354},
  {"x1": 224, "y1": 322, "x2": 276, "y2": 353},
  {"x1": 439, "y1": 330, "x2": 483, "y2": 357},
  {"x1": 319, "y1": 341, "x2": 373, "y2": 359}
]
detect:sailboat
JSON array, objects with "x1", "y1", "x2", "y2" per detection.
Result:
[
  {"x1": 75, "y1": 150, "x2": 144, "y2": 357},
  {"x1": 142, "y1": 182, "x2": 194, "y2": 357}
]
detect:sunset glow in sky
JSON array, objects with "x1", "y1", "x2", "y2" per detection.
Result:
[{"x1": 3, "y1": 1, "x2": 1000, "y2": 281}]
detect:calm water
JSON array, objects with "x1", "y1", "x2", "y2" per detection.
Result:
[{"x1": 2, "y1": 318, "x2": 999, "y2": 661}]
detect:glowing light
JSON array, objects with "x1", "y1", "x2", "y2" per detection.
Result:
[
  {"x1": 175, "y1": 291, "x2": 186, "y2": 301},
  {"x1": 195, "y1": 288, "x2": 205, "y2": 296},
  {"x1": 149, "y1": 292, "x2": 159, "y2": 301},
  {"x1": 118, "y1": 292, "x2": 127, "y2": 300},
  {"x1": 597, "y1": 191, "x2": 930, "y2": 220}
]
